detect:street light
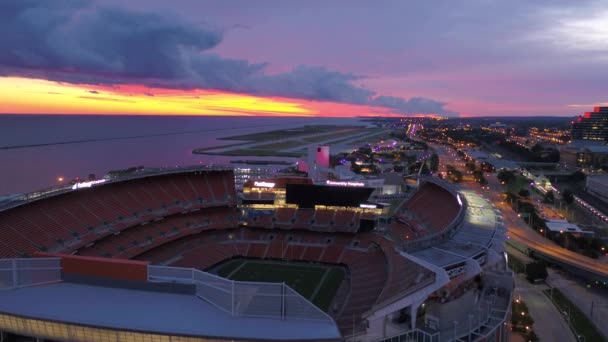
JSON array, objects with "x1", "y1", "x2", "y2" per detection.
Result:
[{"x1": 468, "y1": 314, "x2": 474, "y2": 342}]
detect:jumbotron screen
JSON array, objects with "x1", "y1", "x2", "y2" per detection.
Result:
[{"x1": 286, "y1": 184, "x2": 374, "y2": 208}]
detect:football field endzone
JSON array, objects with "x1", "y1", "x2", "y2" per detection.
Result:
[{"x1": 214, "y1": 258, "x2": 346, "y2": 311}]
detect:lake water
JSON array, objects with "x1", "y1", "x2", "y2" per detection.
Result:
[{"x1": 0, "y1": 115, "x2": 365, "y2": 195}]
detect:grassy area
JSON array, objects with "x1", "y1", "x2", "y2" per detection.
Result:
[
  {"x1": 205, "y1": 149, "x2": 303, "y2": 157},
  {"x1": 219, "y1": 125, "x2": 360, "y2": 141},
  {"x1": 192, "y1": 141, "x2": 250, "y2": 153},
  {"x1": 300, "y1": 128, "x2": 372, "y2": 143},
  {"x1": 543, "y1": 288, "x2": 606, "y2": 342},
  {"x1": 253, "y1": 140, "x2": 306, "y2": 150},
  {"x1": 215, "y1": 258, "x2": 243, "y2": 277},
  {"x1": 215, "y1": 258, "x2": 346, "y2": 311}
]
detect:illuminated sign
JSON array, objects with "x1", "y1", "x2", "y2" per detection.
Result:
[
  {"x1": 360, "y1": 204, "x2": 377, "y2": 209},
  {"x1": 254, "y1": 181, "x2": 275, "y2": 188},
  {"x1": 72, "y1": 179, "x2": 106, "y2": 190},
  {"x1": 325, "y1": 180, "x2": 365, "y2": 187}
]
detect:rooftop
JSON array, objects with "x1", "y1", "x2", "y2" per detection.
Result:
[
  {"x1": 0, "y1": 282, "x2": 340, "y2": 341},
  {"x1": 544, "y1": 219, "x2": 585, "y2": 233}
]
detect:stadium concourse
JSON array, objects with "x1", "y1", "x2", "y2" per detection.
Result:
[{"x1": 0, "y1": 167, "x2": 512, "y2": 342}]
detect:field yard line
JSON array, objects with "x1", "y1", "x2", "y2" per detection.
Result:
[
  {"x1": 227, "y1": 260, "x2": 249, "y2": 278},
  {"x1": 310, "y1": 268, "x2": 331, "y2": 302}
]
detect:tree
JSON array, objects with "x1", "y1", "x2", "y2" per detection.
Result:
[
  {"x1": 420, "y1": 162, "x2": 430, "y2": 175},
  {"x1": 518, "y1": 189, "x2": 530, "y2": 197},
  {"x1": 570, "y1": 170, "x2": 586, "y2": 182},
  {"x1": 544, "y1": 190, "x2": 555, "y2": 203},
  {"x1": 525, "y1": 261, "x2": 548, "y2": 283},
  {"x1": 527, "y1": 330, "x2": 540, "y2": 342},
  {"x1": 465, "y1": 162, "x2": 476, "y2": 171},
  {"x1": 479, "y1": 176, "x2": 488, "y2": 186},
  {"x1": 450, "y1": 170, "x2": 463, "y2": 183},
  {"x1": 429, "y1": 154, "x2": 439, "y2": 172},
  {"x1": 497, "y1": 170, "x2": 516, "y2": 184},
  {"x1": 562, "y1": 188, "x2": 574, "y2": 204}
]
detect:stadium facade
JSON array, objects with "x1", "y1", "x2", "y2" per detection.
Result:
[{"x1": 0, "y1": 166, "x2": 512, "y2": 342}]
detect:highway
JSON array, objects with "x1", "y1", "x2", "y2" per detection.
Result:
[{"x1": 432, "y1": 144, "x2": 608, "y2": 279}]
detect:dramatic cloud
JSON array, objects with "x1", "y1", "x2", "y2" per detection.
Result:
[
  {"x1": 371, "y1": 96, "x2": 458, "y2": 117},
  {"x1": 0, "y1": 0, "x2": 456, "y2": 115}
]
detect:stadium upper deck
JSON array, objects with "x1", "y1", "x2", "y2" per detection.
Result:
[
  {"x1": 0, "y1": 167, "x2": 236, "y2": 257},
  {"x1": 0, "y1": 167, "x2": 510, "y2": 342}
]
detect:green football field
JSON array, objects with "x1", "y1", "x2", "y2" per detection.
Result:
[{"x1": 215, "y1": 258, "x2": 346, "y2": 311}]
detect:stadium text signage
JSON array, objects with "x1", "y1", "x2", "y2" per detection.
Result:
[
  {"x1": 72, "y1": 179, "x2": 107, "y2": 190},
  {"x1": 360, "y1": 204, "x2": 377, "y2": 209},
  {"x1": 254, "y1": 181, "x2": 275, "y2": 188},
  {"x1": 325, "y1": 180, "x2": 365, "y2": 187}
]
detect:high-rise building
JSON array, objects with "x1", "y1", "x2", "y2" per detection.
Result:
[{"x1": 571, "y1": 107, "x2": 608, "y2": 141}]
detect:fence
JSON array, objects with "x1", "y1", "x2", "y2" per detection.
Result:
[
  {"x1": 0, "y1": 258, "x2": 62, "y2": 289},
  {"x1": 375, "y1": 328, "x2": 440, "y2": 342},
  {"x1": 148, "y1": 265, "x2": 334, "y2": 322}
]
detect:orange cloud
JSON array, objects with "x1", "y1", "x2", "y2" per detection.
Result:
[
  {"x1": 0, "y1": 77, "x2": 315, "y2": 116},
  {"x1": 0, "y1": 77, "x2": 418, "y2": 117}
]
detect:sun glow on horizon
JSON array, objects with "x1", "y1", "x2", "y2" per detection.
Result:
[
  {"x1": 0, "y1": 77, "x2": 448, "y2": 118},
  {"x1": 0, "y1": 77, "x2": 319, "y2": 116}
]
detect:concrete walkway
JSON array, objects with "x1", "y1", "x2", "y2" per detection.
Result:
[{"x1": 514, "y1": 275, "x2": 577, "y2": 342}]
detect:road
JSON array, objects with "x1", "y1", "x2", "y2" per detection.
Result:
[
  {"x1": 432, "y1": 144, "x2": 608, "y2": 278},
  {"x1": 514, "y1": 275, "x2": 577, "y2": 342},
  {"x1": 431, "y1": 143, "x2": 596, "y2": 341}
]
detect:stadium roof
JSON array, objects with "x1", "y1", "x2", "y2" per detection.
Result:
[
  {"x1": 411, "y1": 189, "x2": 503, "y2": 268},
  {"x1": 0, "y1": 282, "x2": 341, "y2": 341}
]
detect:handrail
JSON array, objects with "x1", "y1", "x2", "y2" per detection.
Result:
[
  {"x1": 0, "y1": 165, "x2": 234, "y2": 212},
  {"x1": 148, "y1": 265, "x2": 334, "y2": 323},
  {"x1": 0, "y1": 258, "x2": 62, "y2": 290}
]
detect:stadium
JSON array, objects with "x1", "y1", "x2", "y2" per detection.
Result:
[{"x1": 0, "y1": 166, "x2": 512, "y2": 342}]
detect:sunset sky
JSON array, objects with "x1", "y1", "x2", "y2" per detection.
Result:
[{"x1": 1, "y1": 0, "x2": 607, "y2": 117}]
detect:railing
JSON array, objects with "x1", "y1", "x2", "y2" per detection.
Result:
[
  {"x1": 0, "y1": 258, "x2": 62, "y2": 289},
  {"x1": 148, "y1": 265, "x2": 334, "y2": 323},
  {"x1": 0, "y1": 164, "x2": 234, "y2": 212},
  {"x1": 375, "y1": 328, "x2": 440, "y2": 342}
]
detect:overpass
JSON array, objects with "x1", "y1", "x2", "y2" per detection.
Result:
[
  {"x1": 506, "y1": 222, "x2": 608, "y2": 283},
  {"x1": 515, "y1": 161, "x2": 560, "y2": 168}
]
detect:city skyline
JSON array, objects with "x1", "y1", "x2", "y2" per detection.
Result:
[{"x1": 1, "y1": 0, "x2": 607, "y2": 117}]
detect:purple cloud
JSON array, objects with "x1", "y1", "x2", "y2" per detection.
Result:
[{"x1": 0, "y1": 0, "x2": 456, "y2": 115}]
